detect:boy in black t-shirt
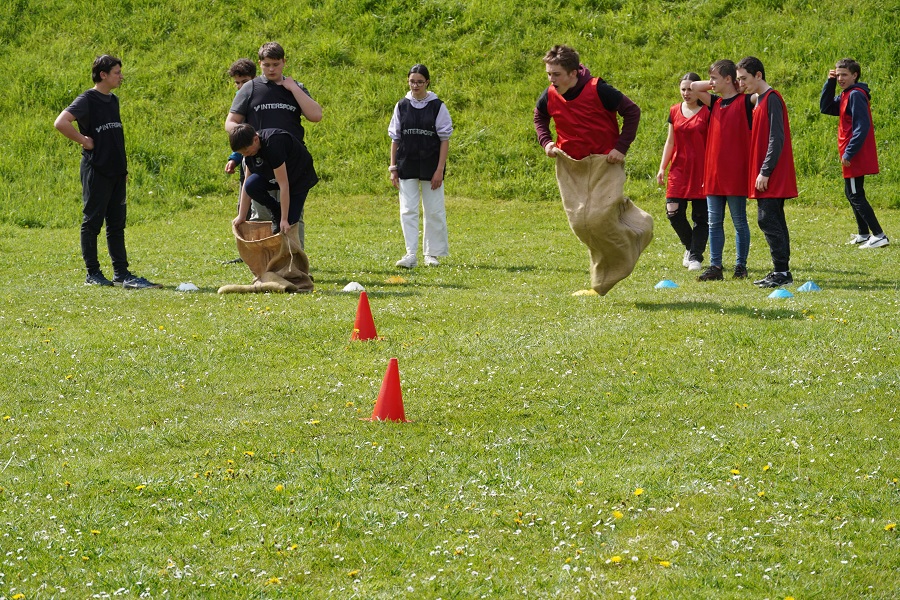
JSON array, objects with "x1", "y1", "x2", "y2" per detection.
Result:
[
  {"x1": 228, "y1": 124, "x2": 318, "y2": 236},
  {"x1": 54, "y1": 55, "x2": 160, "y2": 289}
]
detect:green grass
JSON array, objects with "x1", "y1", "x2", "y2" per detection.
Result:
[
  {"x1": 2, "y1": 0, "x2": 899, "y2": 228},
  {"x1": 1, "y1": 194, "x2": 898, "y2": 598},
  {"x1": 1, "y1": 0, "x2": 899, "y2": 596}
]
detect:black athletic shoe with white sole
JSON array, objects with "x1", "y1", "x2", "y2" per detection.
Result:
[
  {"x1": 754, "y1": 271, "x2": 793, "y2": 288},
  {"x1": 113, "y1": 273, "x2": 162, "y2": 289},
  {"x1": 85, "y1": 271, "x2": 114, "y2": 286}
]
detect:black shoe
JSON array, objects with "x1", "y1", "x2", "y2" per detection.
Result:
[
  {"x1": 85, "y1": 271, "x2": 114, "y2": 286},
  {"x1": 270, "y1": 206, "x2": 282, "y2": 234},
  {"x1": 733, "y1": 264, "x2": 748, "y2": 279},
  {"x1": 697, "y1": 265, "x2": 723, "y2": 281},
  {"x1": 754, "y1": 271, "x2": 793, "y2": 288},
  {"x1": 113, "y1": 273, "x2": 162, "y2": 289}
]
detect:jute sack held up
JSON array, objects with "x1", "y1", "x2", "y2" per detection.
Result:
[
  {"x1": 555, "y1": 150, "x2": 653, "y2": 296},
  {"x1": 217, "y1": 221, "x2": 314, "y2": 294}
]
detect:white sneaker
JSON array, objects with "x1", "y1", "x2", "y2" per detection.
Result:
[
  {"x1": 395, "y1": 254, "x2": 417, "y2": 268},
  {"x1": 682, "y1": 250, "x2": 691, "y2": 268},
  {"x1": 846, "y1": 234, "x2": 871, "y2": 245},
  {"x1": 859, "y1": 235, "x2": 889, "y2": 249},
  {"x1": 687, "y1": 260, "x2": 702, "y2": 271},
  {"x1": 424, "y1": 255, "x2": 440, "y2": 267}
]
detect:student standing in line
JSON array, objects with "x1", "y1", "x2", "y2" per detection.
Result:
[
  {"x1": 388, "y1": 64, "x2": 453, "y2": 268},
  {"x1": 657, "y1": 72, "x2": 709, "y2": 272},
  {"x1": 227, "y1": 42, "x2": 322, "y2": 247},
  {"x1": 691, "y1": 60, "x2": 753, "y2": 282},
  {"x1": 54, "y1": 54, "x2": 160, "y2": 289},
  {"x1": 736, "y1": 56, "x2": 798, "y2": 288},
  {"x1": 224, "y1": 59, "x2": 256, "y2": 178},
  {"x1": 819, "y1": 58, "x2": 889, "y2": 249}
]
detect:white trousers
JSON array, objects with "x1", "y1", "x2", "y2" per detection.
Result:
[{"x1": 398, "y1": 178, "x2": 449, "y2": 257}]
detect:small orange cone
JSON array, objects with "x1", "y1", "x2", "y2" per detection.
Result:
[
  {"x1": 368, "y1": 358, "x2": 409, "y2": 422},
  {"x1": 350, "y1": 291, "x2": 378, "y2": 341}
]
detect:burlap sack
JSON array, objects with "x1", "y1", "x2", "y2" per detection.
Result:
[
  {"x1": 217, "y1": 221, "x2": 314, "y2": 294},
  {"x1": 555, "y1": 151, "x2": 653, "y2": 296}
]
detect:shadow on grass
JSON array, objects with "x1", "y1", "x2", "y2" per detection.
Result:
[
  {"x1": 634, "y1": 301, "x2": 803, "y2": 320},
  {"x1": 808, "y1": 278, "x2": 899, "y2": 291}
]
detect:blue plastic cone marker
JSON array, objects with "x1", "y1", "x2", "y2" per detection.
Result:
[
  {"x1": 768, "y1": 289, "x2": 794, "y2": 299},
  {"x1": 797, "y1": 281, "x2": 821, "y2": 292},
  {"x1": 655, "y1": 279, "x2": 679, "y2": 289}
]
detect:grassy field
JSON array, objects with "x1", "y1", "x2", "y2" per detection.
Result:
[
  {"x1": 1, "y1": 0, "x2": 899, "y2": 597},
  {"x1": 2, "y1": 0, "x2": 899, "y2": 228},
  {"x1": 1, "y1": 193, "x2": 898, "y2": 598}
]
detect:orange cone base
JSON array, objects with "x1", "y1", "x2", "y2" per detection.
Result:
[
  {"x1": 366, "y1": 358, "x2": 409, "y2": 422},
  {"x1": 350, "y1": 291, "x2": 378, "y2": 341}
]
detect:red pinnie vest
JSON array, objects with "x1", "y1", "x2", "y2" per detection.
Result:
[
  {"x1": 547, "y1": 79, "x2": 620, "y2": 160},
  {"x1": 749, "y1": 89, "x2": 797, "y2": 199},
  {"x1": 704, "y1": 95, "x2": 751, "y2": 196},
  {"x1": 666, "y1": 103, "x2": 708, "y2": 199},
  {"x1": 839, "y1": 87, "x2": 879, "y2": 178}
]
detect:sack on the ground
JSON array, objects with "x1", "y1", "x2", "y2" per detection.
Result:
[
  {"x1": 217, "y1": 221, "x2": 314, "y2": 294},
  {"x1": 555, "y1": 151, "x2": 653, "y2": 296}
]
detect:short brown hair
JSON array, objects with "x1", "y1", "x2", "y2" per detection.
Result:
[
  {"x1": 258, "y1": 42, "x2": 285, "y2": 61},
  {"x1": 229, "y1": 123, "x2": 257, "y2": 152},
  {"x1": 543, "y1": 45, "x2": 579, "y2": 73},
  {"x1": 228, "y1": 58, "x2": 256, "y2": 78},
  {"x1": 836, "y1": 58, "x2": 861, "y2": 81}
]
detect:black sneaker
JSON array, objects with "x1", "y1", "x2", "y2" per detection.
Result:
[
  {"x1": 697, "y1": 265, "x2": 723, "y2": 281},
  {"x1": 113, "y1": 274, "x2": 162, "y2": 289},
  {"x1": 754, "y1": 271, "x2": 793, "y2": 288},
  {"x1": 85, "y1": 271, "x2": 113, "y2": 286},
  {"x1": 733, "y1": 264, "x2": 748, "y2": 279}
]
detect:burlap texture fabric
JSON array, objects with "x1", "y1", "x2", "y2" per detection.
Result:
[
  {"x1": 217, "y1": 221, "x2": 314, "y2": 294},
  {"x1": 555, "y1": 151, "x2": 654, "y2": 296}
]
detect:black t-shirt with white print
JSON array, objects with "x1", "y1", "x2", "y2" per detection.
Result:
[{"x1": 65, "y1": 89, "x2": 127, "y2": 176}]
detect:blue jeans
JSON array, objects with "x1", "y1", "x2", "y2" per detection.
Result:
[{"x1": 707, "y1": 195, "x2": 750, "y2": 268}]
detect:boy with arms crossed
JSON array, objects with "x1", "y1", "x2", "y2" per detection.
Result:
[
  {"x1": 736, "y1": 56, "x2": 798, "y2": 288},
  {"x1": 819, "y1": 58, "x2": 889, "y2": 249},
  {"x1": 54, "y1": 55, "x2": 160, "y2": 289}
]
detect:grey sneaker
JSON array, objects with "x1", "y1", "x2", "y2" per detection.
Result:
[
  {"x1": 846, "y1": 234, "x2": 871, "y2": 245},
  {"x1": 114, "y1": 274, "x2": 162, "y2": 289},
  {"x1": 424, "y1": 255, "x2": 440, "y2": 267},
  {"x1": 85, "y1": 271, "x2": 114, "y2": 286},
  {"x1": 682, "y1": 250, "x2": 690, "y2": 268},
  {"x1": 395, "y1": 254, "x2": 417, "y2": 268}
]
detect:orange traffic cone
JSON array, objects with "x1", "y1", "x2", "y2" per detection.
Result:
[
  {"x1": 368, "y1": 358, "x2": 409, "y2": 422},
  {"x1": 350, "y1": 291, "x2": 378, "y2": 341}
]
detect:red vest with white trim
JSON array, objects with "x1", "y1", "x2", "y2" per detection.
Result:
[
  {"x1": 547, "y1": 79, "x2": 620, "y2": 160},
  {"x1": 839, "y1": 87, "x2": 879, "y2": 178},
  {"x1": 749, "y1": 89, "x2": 797, "y2": 199}
]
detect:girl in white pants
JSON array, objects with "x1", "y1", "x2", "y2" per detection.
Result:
[{"x1": 388, "y1": 64, "x2": 453, "y2": 267}]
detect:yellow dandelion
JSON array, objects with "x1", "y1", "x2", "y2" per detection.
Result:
[
  {"x1": 758, "y1": 491, "x2": 766, "y2": 497},
  {"x1": 244, "y1": 451, "x2": 254, "y2": 457},
  {"x1": 193, "y1": 472, "x2": 199, "y2": 478},
  {"x1": 612, "y1": 510, "x2": 624, "y2": 519},
  {"x1": 66, "y1": 374, "x2": 74, "y2": 380},
  {"x1": 204, "y1": 470, "x2": 212, "y2": 478},
  {"x1": 3, "y1": 415, "x2": 10, "y2": 421},
  {"x1": 275, "y1": 484, "x2": 284, "y2": 493},
  {"x1": 610, "y1": 555, "x2": 622, "y2": 563},
  {"x1": 763, "y1": 464, "x2": 771, "y2": 472},
  {"x1": 348, "y1": 569, "x2": 360, "y2": 577},
  {"x1": 265, "y1": 577, "x2": 280, "y2": 585},
  {"x1": 346, "y1": 401, "x2": 354, "y2": 408},
  {"x1": 885, "y1": 523, "x2": 896, "y2": 531},
  {"x1": 576, "y1": 480, "x2": 584, "y2": 486},
  {"x1": 158, "y1": 326, "x2": 165, "y2": 331},
  {"x1": 308, "y1": 420, "x2": 320, "y2": 425},
  {"x1": 571, "y1": 289, "x2": 598, "y2": 296},
  {"x1": 633, "y1": 488, "x2": 644, "y2": 496},
  {"x1": 64, "y1": 480, "x2": 71, "y2": 489},
  {"x1": 385, "y1": 276, "x2": 407, "y2": 284},
  {"x1": 785, "y1": 597, "x2": 795, "y2": 600},
  {"x1": 226, "y1": 459, "x2": 234, "y2": 465},
  {"x1": 730, "y1": 469, "x2": 740, "y2": 475},
  {"x1": 135, "y1": 485, "x2": 146, "y2": 491},
  {"x1": 12, "y1": 594, "x2": 25, "y2": 599},
  {"x1": 82, "y1": 555, "x2": 89, "y2": 561},
  {"x1": 565, "y1": 557, "x2": 571, "y2": 563},
  {"x1": 90, "y1": 530, "x2": 100, "y2": 535},
  {"x1": 659, "y1": 560, "x2": 671, "y2": 567}
]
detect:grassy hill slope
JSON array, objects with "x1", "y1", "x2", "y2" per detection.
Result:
[{"x1": 1, "y1": 0, "x2": 898, "y2": 227}]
